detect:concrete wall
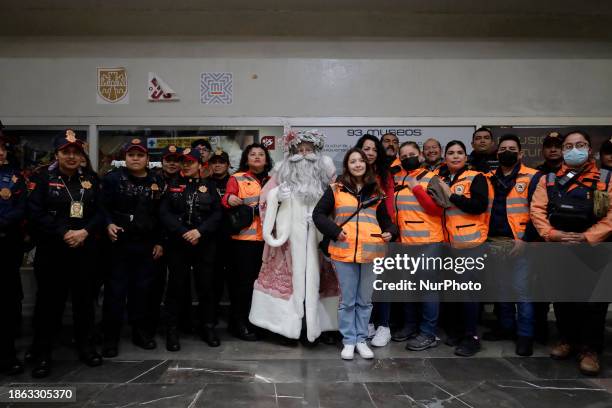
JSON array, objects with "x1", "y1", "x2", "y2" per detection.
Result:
[{"x1": 1, "y1": 38, "x2": 612, "y2": 126}]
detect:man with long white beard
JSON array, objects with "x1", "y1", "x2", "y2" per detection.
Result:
[{"x1": 249, "y1": 129, "x2": 339, "y2": 343}]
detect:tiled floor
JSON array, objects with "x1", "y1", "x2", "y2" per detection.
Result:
[{"x1": 2, "y1": 324, "x2": 612, "y2": 408}]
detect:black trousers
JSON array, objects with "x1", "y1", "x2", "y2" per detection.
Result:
[
  {"x1": 32, "y1": 240, "x2": 96, "y2": 355},
  {"x1": 103, "y1": 241, "x2": 156, "y2": 343},
  {"x1": 213, "y1": 236, "x2": 232, "y2": 321},
  {"x1": 148, "y1": 255, "x2": 168, "y2": 331},
  {"x1": 228, "y1": 240, "x2": 264, "y2": 324},
  {"x1": 553, "y1": 302, "x2": 609, "y2": 352},
  {"x1": 533, "y1": 302, "x2": 550, "y2": 335},
  {"x1": 0, "y1": 233, "x2": 23, "y2": 362},
  {"x1": 165, "y1": 238, "x2": 216, "y2": 328}
]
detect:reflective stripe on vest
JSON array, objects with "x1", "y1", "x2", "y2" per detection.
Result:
[
  {"x1": 502, "y1": 165, "x2": 537, "y2": 240},
  {"x1": 231, "y1": 172, "x2": 263, "y2": 241},
  {"x1": 443, "y1": 170, "x2": 491, "y2": 247},
  {"x1": 328, "y1": 184, "x2": 386, "y2": 263},
  {"x1": 395, "y1": 169, "x2": 444, "y2": 244}
]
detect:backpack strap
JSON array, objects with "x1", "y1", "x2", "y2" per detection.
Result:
[
  {"x1": 416, "y1": 169, "x2": 429, "y2": 181},
  {"x1": 601, "y1": 168, "x2": 611, "y2": 188}
]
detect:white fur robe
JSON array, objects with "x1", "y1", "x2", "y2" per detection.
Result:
[{"x1": 249, "y1": 185, "x2": 339, "y2": 342}]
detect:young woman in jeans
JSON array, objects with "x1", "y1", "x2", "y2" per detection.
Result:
[
  {"x1": 354, "y1": 134, "x2": 395, "y2": 347},
  {"x1": 313, "y1": 148, "x2": 397, "y2": 360}
]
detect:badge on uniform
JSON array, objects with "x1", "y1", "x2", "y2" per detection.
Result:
[
  {"x1": 0, "y1": 187, "x2": 11, "y2": 200},
  {"x1": 66, "y1": 129, "x2": 77, "y2": 142},
  {"x1": 81, "y1": 180, "x2": 92, "y2": 189},
  {"x1": 515, "y1": 182, "x2": 526, "y2": 193},
  {"x1": 151, "y1": 183, "x2": 159, "y2": 191},
  {"x1": 70, "y1": 201, "x2": 84, "y2": 218},
  {"x1": 454, "y1": 185, "x2": 465, "y2": 195},
  {"x1": 198, "y1": 185, "x2": 207, "y2": 193}
]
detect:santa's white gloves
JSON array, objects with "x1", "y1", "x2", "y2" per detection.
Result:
[{"x1": 278, "y1": 183, "x2": 292, "y2": 201}]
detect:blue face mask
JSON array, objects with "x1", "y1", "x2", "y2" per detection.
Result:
[{"x1": 563, "y1": 148, "x2": 589, "y2": 167}]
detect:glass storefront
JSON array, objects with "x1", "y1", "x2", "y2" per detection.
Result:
[
  {"x1": 1, "y1": 126, "x2": 89, "y2": 178},
  {"x1": 98, "y1": 126, "x2": 283, "y2": 174},
  {"x1": 2, "y1": 125, "x2": 284, "y2": 175}
]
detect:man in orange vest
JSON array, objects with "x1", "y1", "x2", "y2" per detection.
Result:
[
  {"x1": 422, "y1": 138, "x2": 444, "y2": 172},
  {"x1": 381, "y1": 132, "x2": 400, "y2": 167},
  {"x1": 481, "y1": 134, "x2": 538, "y2": 356},
  {"x1": 531, "y1": 130, "x2": 612, "y2": 376}
]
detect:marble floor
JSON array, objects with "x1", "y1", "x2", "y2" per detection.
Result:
[{"x1": 2, "y1": 322, "x2": 612, "y2": 408}]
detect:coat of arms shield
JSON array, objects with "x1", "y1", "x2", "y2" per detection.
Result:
[{"x1": 97, "y1": 67, "x2": 128, "y2": 104}]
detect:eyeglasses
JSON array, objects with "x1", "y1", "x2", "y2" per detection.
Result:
[{"x1": 562, "y1": 142, "x2": 589, "y2": 152}]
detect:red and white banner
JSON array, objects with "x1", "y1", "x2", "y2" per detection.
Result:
[{"x1": 148, "y1": 72, "x2": 179, "y2": 102}]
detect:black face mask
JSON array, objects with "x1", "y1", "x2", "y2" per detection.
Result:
[
  {"x1": 401, "y1": 156, "x2": 421, "y2": 172},
  {"x1": 498, "y1": 150, "x2": 519, "y2": 167}
]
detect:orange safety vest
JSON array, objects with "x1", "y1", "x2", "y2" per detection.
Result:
[
  {"x1": 489, "y1": 164, "x2": 538, "y2": 240},
  {"x1": 328, "y1": 183, "x2": 387, "y2": 263},
  {"x1": 394, "y1": 169, "x2": 444, "y2": 244},
  {"x1": 231, "y1": 172, "x2": 263, "y2": 241},
  {"x1": 440, "y1": 169, "x2": 493, "y2": 247},
  {"x1": 390, "y1": 157, "x2": 406, "y2": 186}
]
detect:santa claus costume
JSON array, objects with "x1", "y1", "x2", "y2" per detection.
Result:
[{"x1": 249, "y1": 129, "x2": 339, "y2": 342}]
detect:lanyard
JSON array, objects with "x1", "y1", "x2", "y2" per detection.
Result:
[{"x1": 59, "y1": 176, "x2": 85, "y2": 203}]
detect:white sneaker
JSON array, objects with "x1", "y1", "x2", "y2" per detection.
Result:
[
  {"x1": 356, "y1": 342, "x2": 374, "y2": 359},
  {"x1": 367, "y1": 323, "x2": 376, "y2": 339},
  {"x1": 371, "y1": 326, "x2": 391, "y2": 347},
  {"x1": 341, "y1": 344, "x2": 355, "y2": 360}
]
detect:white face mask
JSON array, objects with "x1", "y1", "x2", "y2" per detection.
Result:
[{"x1": 563, "y1": 148, "x2": 589, "y2": 167}]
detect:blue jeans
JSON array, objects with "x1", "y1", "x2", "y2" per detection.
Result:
[
  {"x1": 404, "y1": 301, "x2": 439, "y2": 337},
  {"x1": 371, "y1": 302, "x2": 390, "y2": 327},
  {"x1": 499, "y1": 256, "x2": 534, "y2": 337},
  {"x1": 332, "y1": 260, "x2": 376, "y2": 345}
]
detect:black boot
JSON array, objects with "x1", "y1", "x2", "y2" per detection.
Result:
[
  {"x1": 102, "y1": 335, "x2": 119, "y2": 358},
  {"x1": 516, "y1": 336, "x2": 534, "y2": 357},
  {"x1": 78, "y1": 345, "x2": 103, "y2": 367},
  {"x1": 31, "y1": 353, "x2": 52, "y2": 379},
  {"x1": 132, "y1": 328, "x2": 157, "y2": 350},
  {"x1": 200, "y1": 326, "x2": 220, "y2": 347},
  {"x1": 319, "y1": 331, "x2": 337, "y2": 346},
  {"x1": 166, "y1": 328, "x2": 181, "y2": 352},
  {"x1": 482, "y1": 328, "x2": 516, "y2": 342},
  {"x1": 228, "y1": 320, "x2": 258, "y2": 341},
  {"x1": 0, "y1": 356, "x2": 24, "y2": 376},
  {"x1": 23, "y1": 348, "x2": 34, "y2": 363}
]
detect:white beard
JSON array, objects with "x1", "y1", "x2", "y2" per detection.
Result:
[{"x1": 275, "y1": 153, "x2": 332, "y2": 206}]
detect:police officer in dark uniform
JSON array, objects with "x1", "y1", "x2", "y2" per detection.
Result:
[
  {"x1": 209, "y1": 150, "x2": 231, "y2": 193},
  {"x1": 536, "y1": 132, "x2": 564, "y2": 175},
  {"x1": 160, "y1": 147, "x2": 222, "y2": 349},
  {"x1": 0, "y1": 135, "x2": 27, "y2": 375},
  {"x1": 191, "y1": 138, "x2": 213, "y2": 178},
  {"x1": 524, "y1": 131, "x2": 564, "y2": 344},
  {"x1": 100, "y1": 138, "x2": 164, "y2": 357},
  {"x1": 208, "y1": 150, "x2": 232, "y2": 322},
  {"x1": 149, "y1": 144, "x2": 184, "y2": 334},
  {"x1": 27, "y1": 130, "x2": 103, "y2": 378},
  {"x1": 468, "y1": 127, "x2": 499, "y2": 174}
]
